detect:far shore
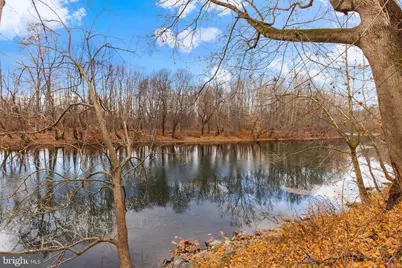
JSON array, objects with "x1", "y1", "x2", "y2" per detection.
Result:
[{"x1": 0, "y1": 130, "x2": 347, "y2": 151}]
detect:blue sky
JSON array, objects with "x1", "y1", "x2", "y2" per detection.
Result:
[
  {"x1": 0, "y1": 0, "x2": 371, "y2": 91},
  {"x1": 0, "y1": 0, "x2": 230, "y2": 77}
]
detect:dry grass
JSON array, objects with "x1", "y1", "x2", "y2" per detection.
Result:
[{"x1": 184, "y1": 192, "x2": 402, "y2": 267}]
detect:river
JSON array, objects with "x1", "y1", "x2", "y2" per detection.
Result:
[{"x1": 0, "y1": 141, "x2": 388, "y2": 267}]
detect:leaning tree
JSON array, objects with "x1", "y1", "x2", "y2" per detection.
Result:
[{"x1": 157, "y1": 0, "x2": 402, "y2": 208}]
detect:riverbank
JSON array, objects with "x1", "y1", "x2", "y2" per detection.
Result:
[
  {"x1": 0, "y1": 130, "x2": 342, "y2": 150},
  {"x1": 164, "y1": 190, "x2": 402, "y2": 267}
]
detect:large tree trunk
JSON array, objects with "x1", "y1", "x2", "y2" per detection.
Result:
[{"x1": 356, "y1": 2, "x2": 402, "y2": 209}]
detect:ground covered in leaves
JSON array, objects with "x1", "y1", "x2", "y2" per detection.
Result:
[{"x1": 172, "y1": 193, "x2": 402, "y2": 267}]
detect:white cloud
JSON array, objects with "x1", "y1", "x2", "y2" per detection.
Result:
[
  {"x1": 270, "y1": 59, "x2": 290, "y2": 74},
  {"x1": 331, "y1": 12, "x2": 361, "y2": 28},
  {"x1": 208, "y1": 65, "x2": 232, "y2": 86},
  {"x1": 206, "y1": 0, "x2": 246, "y2": 16},
  {"x1": 156, "y1": 0, "x2": 197, "y2": 18},
  {"x1": 267, "y1": 42, "x2": 367, "y2": 83},
  {"x1": 302, "y1": 45, "x2": 367, "y2": 72},
  {"x1": 155, "y1": 27, "x2": 221, "y2": 53},
  {"x1": 270, "y1": 58, "x2": 330, "y2": 85},
  {"x1": 304, "y1": 69, "x2": 328, "y2": 84},
  {"x1": 199, "y1": 65, "x2": 233, "y2": 91},
  {"x1": 71, "y1": 7, "x2": 86, "y2": 24},
  {"x1": 0, "y1": 0, "x2": 86, "y2": 39},
  {"x1": 156, "y1": 0, "x2": 246, "y2": 18},
  {"x1": 317, "y1": 0, "x2": 328, "y2": 5},
  {"x1": 332, "y1": 44, "x2": 367, "y2": 67}
]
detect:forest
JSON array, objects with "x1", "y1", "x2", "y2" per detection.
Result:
[{"x1": 0, "y1": 56, "x2": 379, "y2": 146}]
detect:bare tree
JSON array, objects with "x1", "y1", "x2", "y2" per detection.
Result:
[
  {"x1": 170, "y1": 69, "x2": 193, "y2": 138},
  {"x1": 197, "y1": 82, "x2": 224, "y2": 135},
  {"x1": 151, "y1": 70, "x2": 171, "y2": 136}
]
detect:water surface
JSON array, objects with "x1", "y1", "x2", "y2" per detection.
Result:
[{"x1": 0, "y1": 142, "x2": 383, "y2": 267}]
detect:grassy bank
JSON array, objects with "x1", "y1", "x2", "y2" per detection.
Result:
[{"x1": 168, "y1": 191, "x2": 402, "y2": 267}]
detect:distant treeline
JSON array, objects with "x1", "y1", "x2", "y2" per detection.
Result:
[{"x1": 0, "y1": 62, "x2": 380, "y2": 142}]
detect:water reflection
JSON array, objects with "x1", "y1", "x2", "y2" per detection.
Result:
[{"x1": 0, "y1": 142, "x2": 349, "y2": 267}]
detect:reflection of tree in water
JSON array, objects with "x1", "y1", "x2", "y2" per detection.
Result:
[
  {"x1": 3, "y1": 186, "x2": 116, "y2": 260},
  {"x1": 0, "y1": 142, "x2": 348, "y2": 252},
  {"x1": 0, "y1": 148, "x2": 116, "y2": 258},
  {"x1": 192, "y1": 165, "x2": 328, "y2": 227},
  {"x1": 123, "y1": 142, "x2": 342, "y2": 227}
]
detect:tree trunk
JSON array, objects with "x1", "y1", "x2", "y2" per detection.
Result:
[
  {"x1": 54, "y1": 128, "x2": 64, "y2": 140},
  {"x1": 161, "y1": 114, "x2": 166, "y2": 136},
  {"x1": 79, "y1": 66, "x2": 133, "y2": 268},
  {"x1": 357, "y1": 15, "x2": 402, "y2": 209},
  {"x1": 350, "y1": 147, "x2": 370, "y2": 203},
  {"x1": 172, "y1": 121, "x2": 178, "y2": 139},
  {"x1": 112, "y1": 169, "x2": 132, "y2": 268},
  {"x1": 365, "y1": 154, "x2": 381, "y2": 193}
]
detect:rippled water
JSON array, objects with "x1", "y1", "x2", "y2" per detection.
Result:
[{"x1": 0, "y1": 141, "x2": 386, "y2": 267}]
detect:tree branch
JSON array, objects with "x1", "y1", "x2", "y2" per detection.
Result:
[
  {"x1": 209, "y1": 0, "x2": 359, "y2": 45},
  {"x1": 0, "y1": 237, "x2": 116, "y2": 255}
]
